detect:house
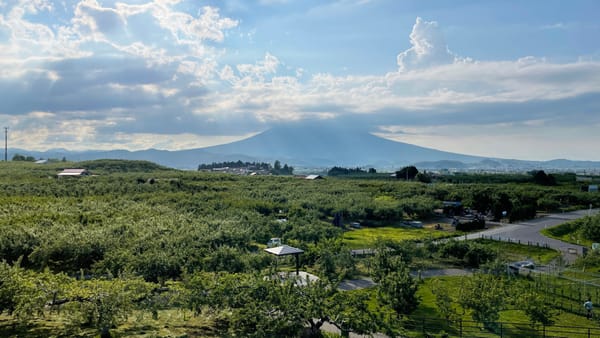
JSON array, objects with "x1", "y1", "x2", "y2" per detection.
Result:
[
  {"x1": 57, "y1": 168, "x2": 90, "y2": 177},
  {"x1": 305, "y1": 174, "x2": 323, "y2": 180}
]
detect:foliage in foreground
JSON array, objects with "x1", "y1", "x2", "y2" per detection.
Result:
[{"x1": 543, "y1": 213, "x2": 600, "y2": 248}]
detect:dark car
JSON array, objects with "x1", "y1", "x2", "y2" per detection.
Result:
[{"x1": 508, "y1": 260, "x2": 535, "y2": 272}]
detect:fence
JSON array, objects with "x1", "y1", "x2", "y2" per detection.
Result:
[
  {"x1": 476, "y1": 234, "x2": 551, "y2": 250},
  {"x1": 402, "y1": 316, "x2": 600, "y2": 337}
]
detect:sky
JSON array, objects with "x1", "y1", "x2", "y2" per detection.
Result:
[{"x1": 1, "y1": 0, "x2": 599, "y2": 161}]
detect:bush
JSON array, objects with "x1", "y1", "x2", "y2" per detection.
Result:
[
  {"x1": 465, "y1": 244, "x2": 497, "y2": 267},
  {"x1": 455, "y1": 218, "x2": 485, "y2": 231},
  {"x1": 440, "y1": 240, "x2": 471, "y2": 259},
  {"x1": 581, "y1": 215, "x2": 600, "y2": 242}
]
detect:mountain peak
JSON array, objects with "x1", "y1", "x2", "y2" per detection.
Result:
[{"x1": 200, "y1": 123, "x2": 481, "y2": 167}]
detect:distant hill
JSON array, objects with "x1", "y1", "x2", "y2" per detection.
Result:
[
  {"x1": 77, "y1": 159, "x2": 172, "y2": 173},
  {"x1": 8, "y1": 124, "x2": 600, "y2": 171}
]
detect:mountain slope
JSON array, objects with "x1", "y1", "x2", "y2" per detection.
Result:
[{"x1": 198, "y1": 124, "x2": 483, "y2": 167}]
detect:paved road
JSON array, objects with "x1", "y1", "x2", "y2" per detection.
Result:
[{"x1": 464, "y1": 208, "x2": 599, "y2": 263}]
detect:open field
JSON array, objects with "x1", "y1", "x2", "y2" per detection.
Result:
[{"x1": 342, "y1": 222, "x2": 457, "y2": 249}]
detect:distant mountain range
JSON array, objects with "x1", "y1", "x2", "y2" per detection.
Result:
[{"x1": 8, "y1": 124, "x2": 600, "y2": 172}]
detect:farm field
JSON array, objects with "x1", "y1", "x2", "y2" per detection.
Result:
[
  {"x1": 342, "y1": 222, "x2": 456, "y2": 249},
  {"x1": 1, "y1": 160, "x2": 600, "y2": 337}
]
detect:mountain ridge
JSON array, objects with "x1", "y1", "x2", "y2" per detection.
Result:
[{"x1": 6, "y1": 125, "x2": 600, "y2": 171}]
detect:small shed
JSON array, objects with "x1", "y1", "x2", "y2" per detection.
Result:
[
  {"x1": 57, "y1": 168, "x2": 90, "y2": 177},
  {"x1": 264, "y1": 245, "x2": 304, "y2": 275},
  {"x1": 305, "y1": 174, "x2": 323, "y2": 180}
]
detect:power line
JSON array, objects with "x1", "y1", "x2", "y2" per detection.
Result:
[{"x1": 4, "y1": 127, "x2": 7, "y2": 162}]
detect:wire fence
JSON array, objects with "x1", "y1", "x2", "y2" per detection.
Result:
[
  {"x1": 477, "y1": 233, "x2": 552, "y2": 250},
  {"x1": 402, "y1": 316, "x2": 600, "y2": 337}
]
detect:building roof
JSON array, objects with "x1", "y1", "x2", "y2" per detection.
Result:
[
  {"x1": 305, "y1": 174, "x2": 323, "y2": 180},
  {"x1": 57, "y1": 168, "x2": 89, "y2": 176},
  {"x1": 264, "y1": 245, "x2": 304, "y2": 256}
]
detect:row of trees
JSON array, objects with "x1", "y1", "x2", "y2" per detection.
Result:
[
  {"x1": 0, "y1": 240, "x2": 426, "y2": 337},
  {"x1": 327, "y1": 166, "x2": 377, "y2": 176},
  {"x1": 197, "y1": 160, "x2": 294, "y2": 175}
]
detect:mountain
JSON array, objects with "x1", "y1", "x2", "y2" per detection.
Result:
[
  {"x1": 196, "y1": 124, "x2": 483, "y2": 168},
  {"x1": 7, "y1": 124, "x2": 600, "y2": 171}
]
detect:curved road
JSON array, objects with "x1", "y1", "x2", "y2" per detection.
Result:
[{"x1": 464, "y1": 208, "x2": 599, "y2": 263}]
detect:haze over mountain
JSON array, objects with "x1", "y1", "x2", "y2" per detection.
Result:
[
  {"x1": 8, "y1": 124, "x2": 600, "y2": 172},
  {"x1": 198, "y1": 124, "x2": 482, "y2": 168}
]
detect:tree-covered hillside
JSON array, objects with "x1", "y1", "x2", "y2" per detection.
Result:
[{"x1": 1, "y1": 160, "x2": 600, "y2": 337}]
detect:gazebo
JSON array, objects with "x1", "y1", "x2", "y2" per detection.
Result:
[{"x1": 264, "y1": 244, "x2": 304, "y2": 275}]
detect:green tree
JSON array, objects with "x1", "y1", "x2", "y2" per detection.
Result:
[
  {"x1": 430, "y1": 279, "x2": 458, "y2": 321},
  {"x1": 328, "y1": 292, "x2": 379, "y2": 337},
  {"x1": 581, "y1": 214, "x2": 600, "y2": 242},
  {"x1": 11, "y1": 154, "x2": 35, "y2": 161},
  {"x1": 395, "y1": 166, "x2": 419, "y2": 181},
  {"x1": 516, "y1": 286, "x2": 557, "y2": 327},
  {"x1": 416, "y1": 172, "x2": 432, "y2": 183},
  {"x1": 372, "y1": 241, "x2": 419, "y2": 317},
  {"x1": 532, "y1": 170, "x2": 556, "y2": 186},
  {"x1": 458, "y1": 274, "x2": 506, "y2": 331},
  {"x1": 64, "y1": 277, "x2": 155, "y2": 337}
]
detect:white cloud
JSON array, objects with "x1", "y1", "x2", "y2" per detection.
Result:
[
  {"x1": 236, "y1": 52, "x2": 280, "y2": 81},
  {"x1": 541, "y1": 22, "x2": 566, "y2": 30},
  {"x1": 397, "y1": 17, "x2": 459, "y2": 72}
]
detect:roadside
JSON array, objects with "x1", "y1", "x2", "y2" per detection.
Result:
[{"x1": 462, "y1": 209, "x2": 599, "y2": 263}]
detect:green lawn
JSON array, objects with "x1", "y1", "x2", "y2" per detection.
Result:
[
  {"x1": 472, "y1": 239, "x2": 561, "y2": 264},
  {"x1": 342, "y1": 224, "x2": 457, "y2": 249}
]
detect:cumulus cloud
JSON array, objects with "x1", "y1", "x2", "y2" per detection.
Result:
[
  {"x1": 0, "y1": 0, "x2": 242, "y2": 146},
  {"x1": 397, "y1": 17, "x2": 459, "y2": 72}
]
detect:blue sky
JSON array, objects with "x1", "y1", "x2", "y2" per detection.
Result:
[{"x1": 1, "y1": 0, "x2": 599, "y2": 160}]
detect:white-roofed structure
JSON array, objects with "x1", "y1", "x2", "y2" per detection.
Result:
[
  {"x1": 305, "y1": 174, "x2": 323, "y2": 180},
  {"x1": 57, "y1": 168, "x2": 90, "y2": 177},
  {"x1": 264, "y1": 244, "x2": 304, "y2": 275}
]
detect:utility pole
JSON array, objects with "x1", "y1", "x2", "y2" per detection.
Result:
[{"x1": 4, "y1": 127, "x2": 7, "y2": 162}]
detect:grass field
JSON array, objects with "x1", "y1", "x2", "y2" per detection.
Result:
[
  {"x1": 541, "y1": 222, "x2": 593, "y2": 247},
  {"x1": 342, "y1": 223, "x2": 457, "y2": 249},
  {"x1": 472, "y1": 239, "x2": 561, "y2": 264}
]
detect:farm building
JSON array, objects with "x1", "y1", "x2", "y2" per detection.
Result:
[{"x1": 57, "y1": 168, "x2": 90, "y2": 177}]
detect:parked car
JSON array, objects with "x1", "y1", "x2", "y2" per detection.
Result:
[
  {"x1": 350, "y1": 222, "x2": 361, "y2": 229},
  {"x1": 508, "y1": 260, "x2": 535, "y2": 272}
]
